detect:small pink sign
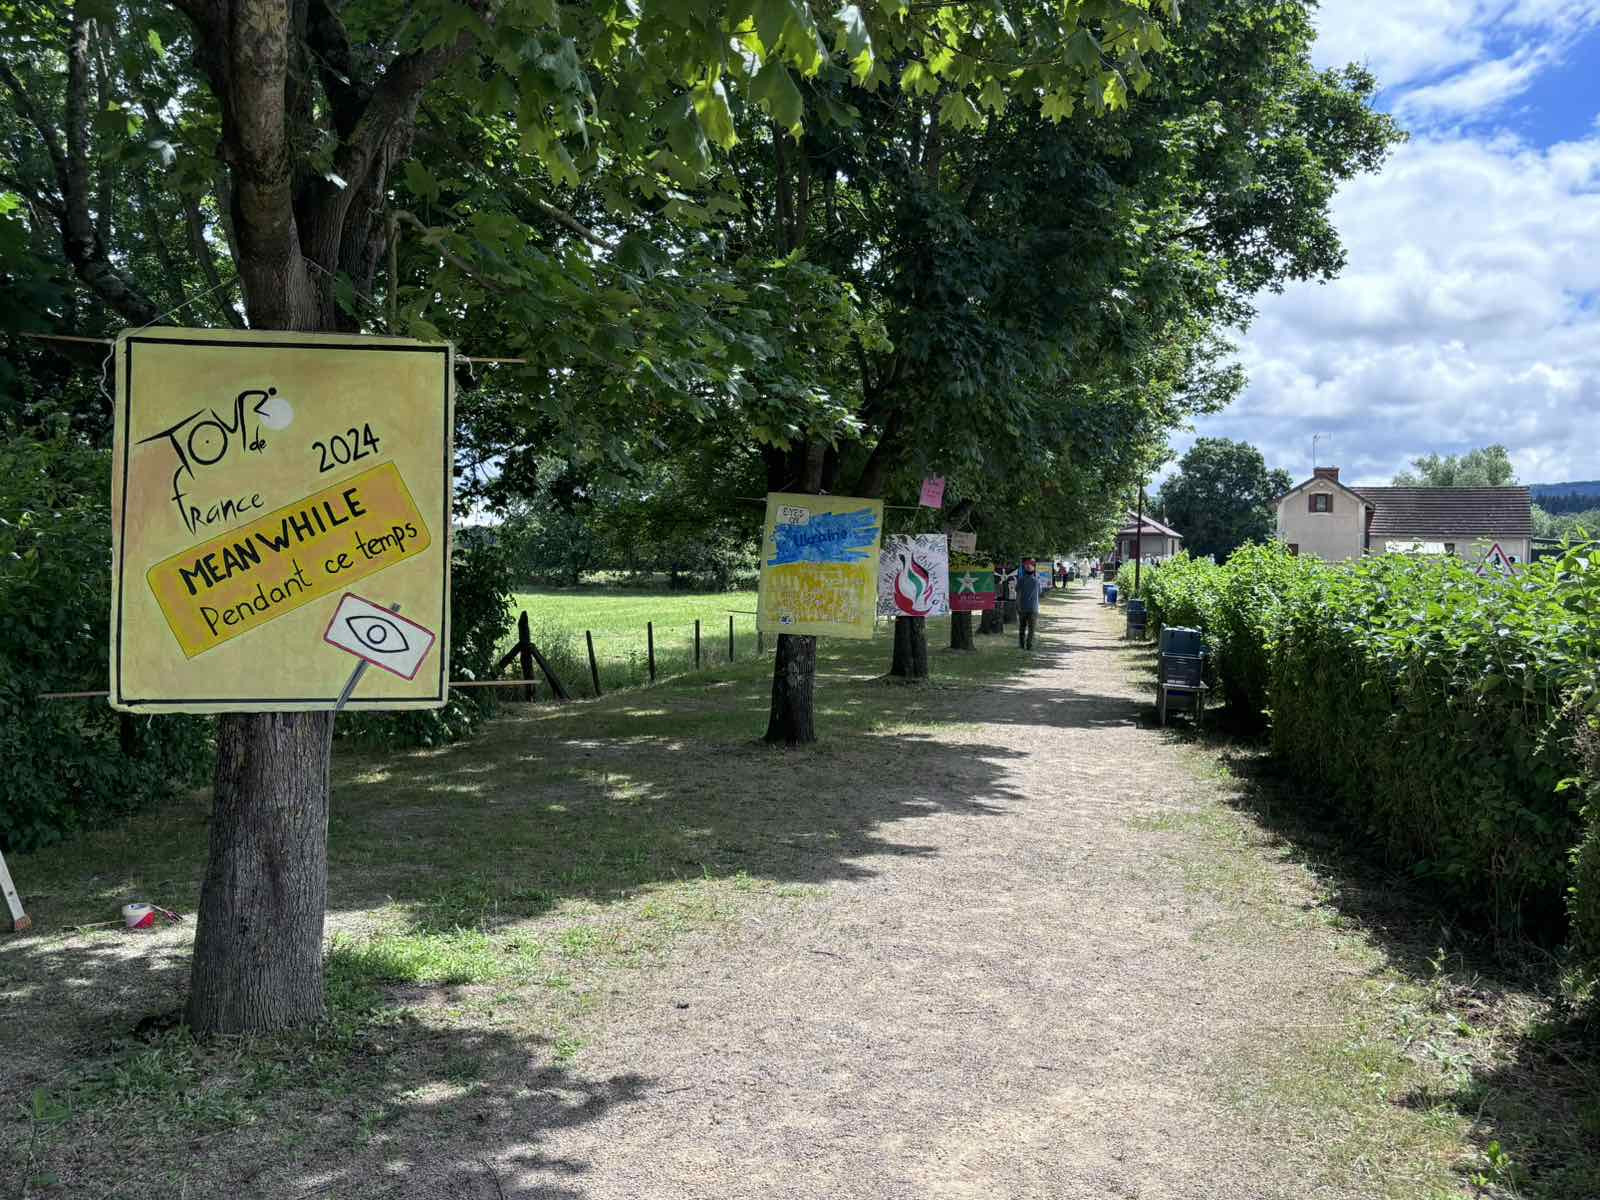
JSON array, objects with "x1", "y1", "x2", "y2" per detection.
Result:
[{"x1": 919, "y1": 477, "x2": 945, "y2": 508}]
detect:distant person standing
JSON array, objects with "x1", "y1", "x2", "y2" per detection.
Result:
[{"x1": 1016, "y1": 558, "x2": 1042, "y2": 649}]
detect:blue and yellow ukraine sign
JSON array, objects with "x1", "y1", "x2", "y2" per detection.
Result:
[{"x1": 756, "y1": 492, "x2": 884, "y2": 639}]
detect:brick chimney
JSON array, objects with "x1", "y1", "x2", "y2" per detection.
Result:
[{"x1": 1313, "y1": 466, "x2": 1340, "y2": 481}]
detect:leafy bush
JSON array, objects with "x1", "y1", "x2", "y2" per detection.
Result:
[
  {"x1": 0, "y1": 430, "x2": 210, "y2": 851},
  {"x1": 1143, "y1": 551, "x2": 1221, "y2": 634},
  {"x1": 1143, "y1": 541, "x2": 1600, "y2": 966},
  {"x1": 1269, "y1": 551, "x2": 1597, "y2": 938}
]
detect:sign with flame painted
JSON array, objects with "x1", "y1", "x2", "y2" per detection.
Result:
[
  {"x1": 877, "y1": 534, "x2": 950, "y2": 619},
  {"x1": 109, "y1": 327, "x2": 452, "y2": 712}
]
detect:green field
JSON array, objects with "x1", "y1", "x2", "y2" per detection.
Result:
[
  {"x1": 499, "y1": 587, "x2": 1008, "y2": 697},
  {"x1": 504, "y1": 587, "x2": 761, "y2": 695}
]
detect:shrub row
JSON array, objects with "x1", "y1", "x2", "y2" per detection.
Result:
[{"x1": 1144, "y1": 543, "x2": 1600, "y2": 975}]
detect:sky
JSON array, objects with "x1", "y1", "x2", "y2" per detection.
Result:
[{"x1": 1166, "y1": 0, "x2": 1600, "y2": 488}]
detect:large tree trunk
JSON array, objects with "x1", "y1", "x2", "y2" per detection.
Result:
[
  {"x1": 950, "y1": 611, "x2": 975, "y2": 650},
  {"x1": 765, "y1": 634, "x2": 817, "y2": 746},
  {"x1": 978, "y1": 605, "x2": 1003, "y2": 635},
  {"x1": 187, "y1": 711, "x2": 332, "y2": 1035},
  {"x1": 889, "y1": 615, "x2": 928, "y2": 680}
]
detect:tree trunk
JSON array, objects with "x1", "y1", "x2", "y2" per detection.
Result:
[
  {"x1": 978, "y1": 605, "x2": 1003, "y2": 635},
  {"x1": 187, "y1": 711, "x2": 333, "y2": 1035},
  {"x1": 950, "y1": 611, "x2": 975, "y2": 650},
  {"x1": 889, "y1": 615, "x2": 928, "y2": 680},
  {"x1": 1003, "y1": 596, "x2": 1018, "y2": 625},
  {"x1": 764, "y1": 634, "x2": 817, "y2": 746}
]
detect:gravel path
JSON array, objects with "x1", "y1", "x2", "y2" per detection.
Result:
[{"x1": 481, "y1": 588, "x2": 1356, "y2": 1200}]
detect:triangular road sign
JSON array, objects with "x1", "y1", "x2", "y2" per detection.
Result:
[{"x1": 1476, "y1": 542, "x2": 1515, "y2": 577}]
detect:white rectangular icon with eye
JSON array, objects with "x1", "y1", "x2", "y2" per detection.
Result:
[{"x1": 322, "y1": 592, "x2": 437, "y2": 680}]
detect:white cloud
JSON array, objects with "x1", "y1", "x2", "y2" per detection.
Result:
[
  {"x1": 1179, "y1": 130, "x2": 1600, "y2": 486},
  {"x1": 1312, "y1": 0, "x2": 1600, "y2": 119}
]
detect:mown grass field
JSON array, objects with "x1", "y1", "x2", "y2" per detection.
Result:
[{"x1": 503, "y1": 587, "x2": 760, "y2": 695}]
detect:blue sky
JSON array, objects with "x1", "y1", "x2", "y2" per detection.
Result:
[{"x1": 1168, "y1": 0, "x2": 1600, "y2": 488}]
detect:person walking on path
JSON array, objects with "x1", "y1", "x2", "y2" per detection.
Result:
[{"x1": 1016, "y1": 558, "x2": 1043, "y2": 649}]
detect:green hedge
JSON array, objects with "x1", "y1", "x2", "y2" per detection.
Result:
[
  {"x1": 1144, "y1": 544, "x2": 1600, "y2": 975},
  {"x1": 0, "y1": 432, "x2": 210, "y2": 852}
]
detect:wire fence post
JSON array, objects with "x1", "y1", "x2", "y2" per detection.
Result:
[
  {"x1": 728, "y1": 614, "x2": 735, "y2": 662},
  {"x1": 757, "y1": 628, "x2": 764, "y2": 655},
  {"x1": 518, "y1": 612, "x2": 536, "y2": 701},
  {"x1": 647, "y1": 621, "x2": 655, "y2": 682},
  {"x1": 585, "y1": 630, "x2": 601, "y2": 697},
  {"x1": 694, "y1": 619, "x2": 701, "y2": 670}
]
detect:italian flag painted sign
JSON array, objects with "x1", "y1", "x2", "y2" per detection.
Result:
[
  {"x1": 948, "y1": 554, "x2": 996, "y2": 612},
  {"x1": 876, "y1": 534, "x2": 950, "y2": 618}
]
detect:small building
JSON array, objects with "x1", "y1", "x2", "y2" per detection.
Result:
[
  {"x1": 1115, "y1": 511, "x2": 1183, "y2": 562},
  {"x1": 1275, "y1": 467, "x2": 1533, "y2": 564}
]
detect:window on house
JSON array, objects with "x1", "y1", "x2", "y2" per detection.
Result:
[
  {"x1": 1287, "y1": 543, "x2": 1299, "y2": 556},
  {"x1": 1309, "y1": 493, "x2": 1332, "y2": 513},
  {"x1": 1444, "y1": 543, "x2": 1456, "y2": 555}
]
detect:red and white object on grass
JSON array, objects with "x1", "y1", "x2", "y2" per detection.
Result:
[{"x1": 322, "y1": 592, "x2": 437, "y2": 680}]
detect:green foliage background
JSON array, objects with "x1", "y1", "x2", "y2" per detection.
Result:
[{"x1": 0, "y1": 432, "x2": 210, "y2": 852}]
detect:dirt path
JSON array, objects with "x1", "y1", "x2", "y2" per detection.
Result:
[{"x1": 476, "y1": 589, "x2": 1367, "y2": 1200}]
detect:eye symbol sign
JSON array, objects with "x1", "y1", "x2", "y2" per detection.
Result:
[
  {"x1": 346, "y1": 613, "x2": 409, "y2": 654},
  {"x1": 323, "y1": 592, "x2": 436, "y2": 680}
]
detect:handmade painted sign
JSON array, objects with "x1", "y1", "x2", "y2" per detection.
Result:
[
  {"x1": 1477, "y1": 542, "x2": 1516, "y2": 577},
  {"x1": 949, "y1": 530, "x2": 977, "y2": 554},
  {"x1": 110, "y1": 327, "x2": 453, "y2": 712},
  {"x1": 756, "y1": 493, "x2": 884, "y2": 638},
  {"x1": 918, "y1": 477, "x2": 945, "y2": 508},
  {"x1": 323, "y1": 593, "x2": 437, "y2": 680},
  {"x1": 877, "y1": 534, "x2": 950, "y2": 618},
  {"x1": 949, "y1": 555, "x2": 997, "y2": 612}
]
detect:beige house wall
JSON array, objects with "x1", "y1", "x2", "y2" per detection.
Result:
[
  {"x1": 1384, "y1": 534, "x2": 1532, "y2": 565},
  {"x1": 1276, "y1": 482, "x2": 1365, "y2": 561},
  {"x1": 1117, "y1": 533, "x2": 1180, "y2": 560}
]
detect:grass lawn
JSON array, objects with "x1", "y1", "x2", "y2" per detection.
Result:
[
  {"x1": 503, "y1": 587, "x2": 760, "y2": 695},
  {"x1": 1, "y1": 608, "x2": 1027, "y2": 1197}
]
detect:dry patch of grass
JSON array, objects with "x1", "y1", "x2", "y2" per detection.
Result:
[
  {"x1": 1146, "y1": 738, "x2": 1600, "y2": 1200},
  {"x1": 1, "y1": 616, "x2": 1028, "y2": 1198}
]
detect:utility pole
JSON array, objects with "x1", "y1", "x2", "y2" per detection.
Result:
[{"x1": 1135, "y1": 482, "x2": 1145, "y2": 594}]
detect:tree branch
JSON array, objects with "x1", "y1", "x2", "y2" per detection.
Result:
[
  {"x1": 183, "y1": 195, "x2": 247, "y2": 327},
  {"x1": 1, "y1": 10, "x2": 160, "y2": 323}
]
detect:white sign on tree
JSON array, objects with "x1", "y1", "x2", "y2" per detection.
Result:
[{"x1": 877, "y1": 534, "x2": 950, "y2": 618}]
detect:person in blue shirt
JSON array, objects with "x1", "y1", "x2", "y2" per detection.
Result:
[{"x1": 1016, "y1": 558, "x2": 1042, "y2": 649}]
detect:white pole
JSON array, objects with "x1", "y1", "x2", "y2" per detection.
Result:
[{"x1": 0, "y1": 847, "x2": 30, "y2": 933}]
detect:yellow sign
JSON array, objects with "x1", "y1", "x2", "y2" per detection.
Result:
[
  {"x1": 110, "y1": 328, "x2": 453, "y2": 712},
  {"x1": 756, "y1": 493, "x2": 883, "y2": 639},
  {"x1": 146, "y1": 462, "x2": 429, "y2": 657}
]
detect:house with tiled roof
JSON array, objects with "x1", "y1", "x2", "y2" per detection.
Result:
[
  {"x1": 1114, "y1": 511, "x2": 1183, "y2": 562},
  {"x1": 1275, "y1": 467, "x2": 1533, "y2": 564}
]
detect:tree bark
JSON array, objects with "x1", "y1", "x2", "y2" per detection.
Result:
[
  {"x1": 978, "y1": 605, "x2": 1003, "y2": 635},
  {"x1": 950, "y1": 611, "x2": 975, "y2": 650},
  {"x1": 764, "y1": 633, "x2": 817, "y2": 746},
  {"x1": 187, "y1": 711, "x2": 333, "y2": 1035},
  {"x1": 889, "y1": 616, "x2": 928, "y2": 680}
]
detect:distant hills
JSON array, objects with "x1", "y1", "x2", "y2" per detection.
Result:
[{"x1": 1530, "y1": 481, "x2": 1600, "y2": 515}]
